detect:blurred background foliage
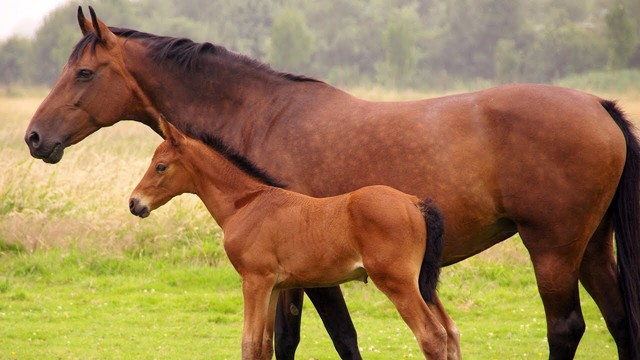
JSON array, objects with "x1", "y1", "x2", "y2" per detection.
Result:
[{"x1": 0, "y1": 0, "x2": 638, "y2": 90}]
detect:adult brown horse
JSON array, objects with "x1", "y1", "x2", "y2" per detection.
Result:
[
  {"x1": 25, "y1": 6, "x2": 640, "y2": 360},
  {"x1": 129, "y1": 118, "x2": 454, "y2": 359}
]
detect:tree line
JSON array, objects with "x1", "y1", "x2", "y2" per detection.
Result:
[{"x1": 1, "y1": 0, "x2": 638, "y2": 90}]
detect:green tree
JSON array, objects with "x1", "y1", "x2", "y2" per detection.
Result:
[
  {"x1": 494, "y1": 39, "x2": 521, "y2": 83},
  {"x1": 0, "y1": 37, "x2": 31, "y2": 86},
  {"x1": 605, "y1": 2, "x2": 638, "y2": 69},
  {"x1": 30, "y1": 3, "x2": 79, "y2": 85},
  {"x1": 378, "y1": 6, "x2": 419, "y2": 87},
  {"x1": 622, "y1": 0, "x2": 640, "y2": 67},
  {"x1": 432, "y1": 0, "x2": 522, "y2": 80},
  {"x1": 521, "y1": 13, "x2": 608, "y2": 82},
  {"x1": 268, "y1": 8, "x2": 314, "y2": 74},
  {"x1": 1, "y1": 0, "x2": 632, "y2": 89},
  {"x1": 300, "y1": 0, "x2": 382, "y2": 84}
]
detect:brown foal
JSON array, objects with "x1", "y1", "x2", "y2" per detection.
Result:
[{"x1": 129, "y1": 119, "x2": 458, "y2": 359}]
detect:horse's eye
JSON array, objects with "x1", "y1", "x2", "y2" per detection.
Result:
[
  {"x1": 76, "y1": 69, "x2": 94, "y2": 81},
  {"x1": 156, "y1": 164, "x2": 167, "y2": 173}
]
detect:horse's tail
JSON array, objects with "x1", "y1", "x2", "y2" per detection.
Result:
[
  {"x1": 602, "y1": 99, "x2": 640, "y2": 359},
  {"x1": 417, "y1": 199, "x2": 445, "y2": 304}
]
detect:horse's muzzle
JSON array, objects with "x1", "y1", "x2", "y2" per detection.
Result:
[
  {"x1": 25, "y1": 130, "x2": 64, "y2": 164},
  {"x1": 129, "y1": 198, "x2": 150, "y2": 218}
]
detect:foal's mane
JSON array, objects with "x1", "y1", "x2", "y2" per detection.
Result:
[
  {"x1": 184, "y1": 124, "x2": 286, "y2": 189},
  {"x1": 70, "y1": 27, "x2": 323, "y2": 83}
]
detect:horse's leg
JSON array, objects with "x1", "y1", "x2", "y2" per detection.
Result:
[
  {"x1": 241, "y1": 276, "x2": 273, "y2": 360},
  {"x1": 274, "y1": 287, "x2": 360, "y2": 360},
  {"x1": 304, "y1": 286, "x2": 362, "y2": 359},
  {"x1": 262, "y1": 289, "x2": 281, "y2": 360},
  {"x1": 372, "y1": 277, "x2": 447, "y2": 359},
  {"x1": 520, "y1": 226, "x2": 588, "y2": 359},
  {"x1": 274, "y1": 288, "x2": 304, "y2": 360},
  {"x1": 428, "y1": 296, "x2": 461, "y2": 360},
  {"x1": 579, "y1": 215, "x2": 631, "y2": 359}
]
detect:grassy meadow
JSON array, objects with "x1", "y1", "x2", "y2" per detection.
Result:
[{"x1": 2, "y1": 87, "x2": 640, "y2": 359}]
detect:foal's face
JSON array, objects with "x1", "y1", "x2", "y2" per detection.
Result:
[{"x1": 129, "y1": 140, "x2": 194, "y2": 218}]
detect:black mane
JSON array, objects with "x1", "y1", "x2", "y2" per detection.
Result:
[
  {"x1": 183, "y1": 124, "x2": 285, "y2": 189},
  {"x1": 70, "y1": 27, "x2": 323, "y2": 83}
]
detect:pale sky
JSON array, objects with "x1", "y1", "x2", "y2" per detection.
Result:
[{"x1": 0, "y1": 0, "x2": 72, "y2": 40}]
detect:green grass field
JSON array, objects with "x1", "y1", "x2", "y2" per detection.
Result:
[{"x1": 2, "y1": 87, "x2": 638, "y2": 359}]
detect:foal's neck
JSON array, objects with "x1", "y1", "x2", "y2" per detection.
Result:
[{"x1": 184, "y1": 140, "x2": 270, "y2": 228}]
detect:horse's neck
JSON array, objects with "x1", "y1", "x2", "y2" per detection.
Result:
[
  {"x1": 185, "y1": 141, "x2": 269, "y2": 228},
  {"x1": 126, "y1": 42, "x2": 326, "y2": 149}
]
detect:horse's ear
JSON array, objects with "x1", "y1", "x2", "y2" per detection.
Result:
[
  {"x1": 77, "y1": 6, "x2": 94, "y2": 36},
  {"x1": 159, "y1": 116, "x2": 186, "y2": 148},
  {"x1": 88, "y1": 6, "x2": 117, "y2": 46}
]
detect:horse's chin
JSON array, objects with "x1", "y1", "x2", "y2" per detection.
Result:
[
  {"x1": 135, "y1": 208, "x2": 150, "y2": 218},
  {"x1": 42, "y1": 143, "x2": 64, "y2": 164}
]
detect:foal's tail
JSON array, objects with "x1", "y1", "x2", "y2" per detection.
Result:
[
  {"x1": 602, "y1": 99, "x2": 640, "y2": 359},
  {"x1": 417, "y1": 199, "x2": 445, "y2": 304}
]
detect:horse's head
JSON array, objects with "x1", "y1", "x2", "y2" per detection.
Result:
[
  {"x1": 129, "y1": 119, "x2": 194, "y2": 218},
  {"x1": 25, "y1": 7, "x2": 152, "y2": 164}
]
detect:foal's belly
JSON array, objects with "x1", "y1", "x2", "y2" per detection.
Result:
[{"x1": 274, "y1": 260, "x2": 368, "y2": 290}]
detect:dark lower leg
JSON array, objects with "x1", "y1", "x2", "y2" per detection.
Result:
[
  {"x1": 519, "y1": 223, "x2": 590, "y2": 359},
  {"x1": 546, "y1": 307, "x2": 585, "y2": 359},
  {"x1": 274, "y1": 288, "x2": 304, "y2": 360},
  {"x1": 530, "y1": 253, "x2": 585, "y2": 359},
  {"x1": 579, "y1": 220, "x2": 632, "y2": 359},
  {"x1": 305, "y1": 286, "x2": 362, "y2": 360}
]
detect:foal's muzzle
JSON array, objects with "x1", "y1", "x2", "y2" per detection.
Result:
[{"x1": 129, "y1": 198, "x2": 150, "y2": 218}]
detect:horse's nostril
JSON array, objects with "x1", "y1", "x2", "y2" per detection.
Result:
[
  {"x1": 28, "y1": 131, "x2": 41, "y2": 148},
  {"x1": 129, "y1": 199, "x2": 136, "y2": 212}
]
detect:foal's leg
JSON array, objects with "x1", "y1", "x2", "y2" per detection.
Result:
[
  {"x1": 520, "y1": 226, "x2": 588, "y2": 359},
  {"x1": 262, "y1": 289, "x2": 281, "y2": 359},
  {"x1": 578, "y1": 217, "x2": 632, "y2": 359},
  {"x1": 428, "y1": 296, "x2": 461, "y2": 360},
  {"x1": 370, "y1": 274, "x2": 447, "y2": 359},
  {"x1": 242, "y1": 276, "x2": 274, "y2": 360}
]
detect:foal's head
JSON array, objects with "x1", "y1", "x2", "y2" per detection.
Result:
[{"x1": 129, "y1": 120, "x2": 195, "y2": 218}]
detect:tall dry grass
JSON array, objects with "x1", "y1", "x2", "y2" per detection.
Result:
[{"x1": 0, "y1": 96, "x2": 222, "y2": 261}]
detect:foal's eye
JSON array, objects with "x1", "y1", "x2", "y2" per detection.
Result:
[
  {"x1": 76, "y1": 69, "x2": 94, "y2": 81},
  {"x1": 155, "y1": 164, "x2": 167, "y2": 173}
]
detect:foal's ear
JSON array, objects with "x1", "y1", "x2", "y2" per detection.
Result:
[
  {"x1": 77, "y1": 6, "x2": 94, "y2": 36},
  {"x1": 159, "y1": 116, "x2": 186, "y2": 148},
  {"x1": 88, "y1": 6, "x2": 117, "y2": 46}
]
